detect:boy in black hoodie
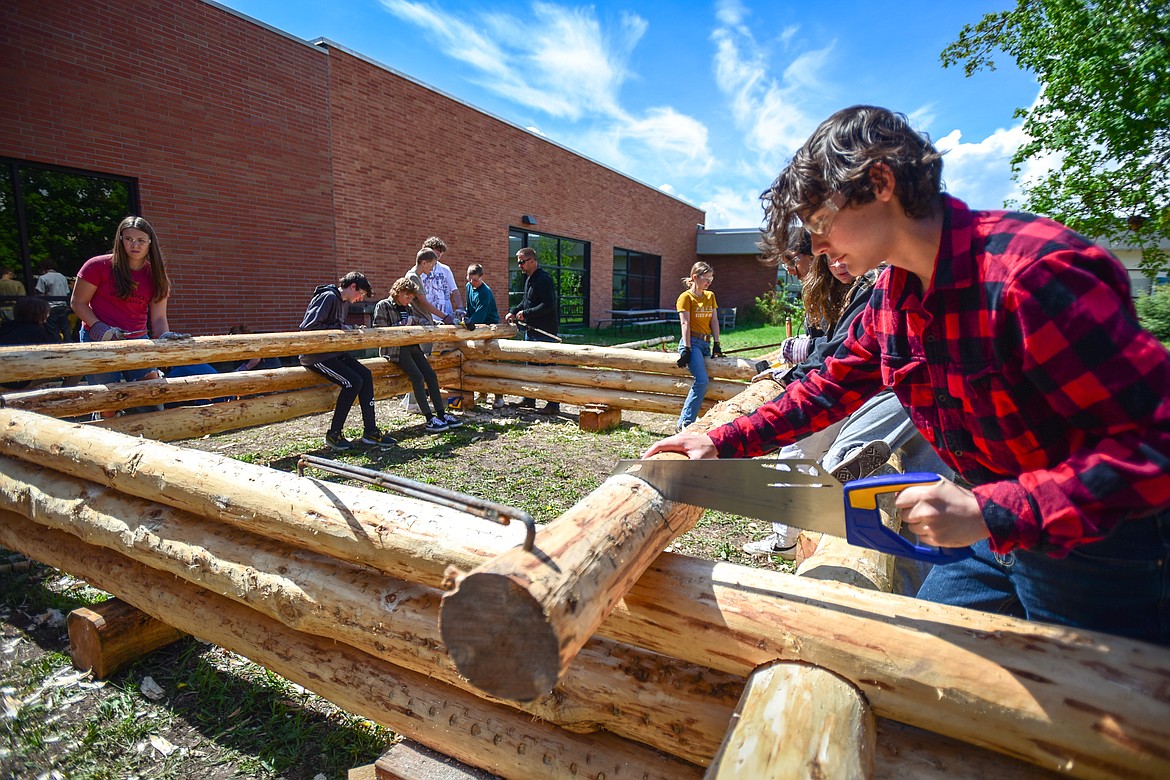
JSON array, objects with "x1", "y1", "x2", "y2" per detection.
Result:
[{"x1": 298, "y1": 271, "x2": 394, "y2": 450}]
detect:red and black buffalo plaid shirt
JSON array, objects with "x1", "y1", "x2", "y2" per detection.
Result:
[{"x1": 709, "y1": 196, "x2": 1170, "y2": 556}]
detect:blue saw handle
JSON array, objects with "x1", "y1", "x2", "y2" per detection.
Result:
[{"x1": 843, "y1": 472, "x2": 974, "y2": 564}]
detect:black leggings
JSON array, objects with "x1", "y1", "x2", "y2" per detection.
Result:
[
  {"x1": 308, "y1": 354, "x2": 377, "y2": 435},
  {"x1": 397, "y1": 345, "x2": 444, "y2": 419}
]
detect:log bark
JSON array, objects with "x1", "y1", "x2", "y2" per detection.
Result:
[
  {"x1": 705, "y1": 661, "x2": 875, "y2": 780},
  {"x1": 463, "y1": 360, "x2": 745, "y2": 402},
  {"x1": 439, "y1": 381, "x2": 784, "y2": 701},
  {"x1": 0, "y1": 325, "x2": 511, "y2": 384},
  {"x1": 0, "y1": 408, "x2": 519, "y2": 584},
  {"x1": 2, "y1": 353, "x2": 457, "y2": 418},
  {"x1": 459, "y1": 339, "x2": 763, "y2": 380},
  {"x1": 0, "y1": 510, "x2": 702, "y2": 780},
  {"x1": 67, "y1": 598, "x2": 186, "y2": 679},
  {"x1": 0, "y1": 457, "x2": 738, "y2": 765},
  {"x1": 459, "y1": 375, "x2": 724, "y2": 416}
]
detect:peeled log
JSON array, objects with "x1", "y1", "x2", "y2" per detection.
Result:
[
  {"x1": 0, "y1": 408, "x2": 520, "y2": 584},
  {"x1": 459, "y1": 339, "x2": 762, "y2": 380},
  {"x1": 94, "y1": 363, "x2": 459, "y2": 442},
  {"x1": 439, "y1": 381, "x2": 784, "y2": 701},
  {"x1": 0, "y1": 457, "x2": 737, "y2": 765},
  {"x1": 463, "y1": 360, "x2": 745, "y2": 402},
  {"x1": 603, "y1": 553, "x2": 1170, "y2": 780},
  {"x1": 706, "y1": 662, "x2": 875, "y2": 780},
  {"x1": 0, "y1": 510, "x2": 701, "y2": 780},
  {"x1": 2, "y1": 353, "x2": 457, "y2": 418},
  {"x1": 459, "y1": 375, "x2": 718, "y2": 416},
  {"x1": 3, "y1": 409, "x2": 1168, "y2": 777},
  {"x1": 0, "y1": 325, "x2": 511, "y2": 384}
]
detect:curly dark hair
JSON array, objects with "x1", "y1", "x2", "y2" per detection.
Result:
[{"x1": 759, "y1": 105, "x2": 943, "y2": 265}]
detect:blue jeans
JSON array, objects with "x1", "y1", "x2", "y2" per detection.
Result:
[
  {"x1": 917, "y1": 509, "x2": 1170, "y2": 645},
  {"x1": 677, "y1": 336, "x2": 711, "y2": 428},
  {"x1": 79, "y1": 327, "x2": 159, "y2": 385}
]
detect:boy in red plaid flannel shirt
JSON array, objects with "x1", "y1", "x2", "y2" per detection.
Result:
[{"x1": 647, "y1": 106, "x2": 1170, "y2": 644}]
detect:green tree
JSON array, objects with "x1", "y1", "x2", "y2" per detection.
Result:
[{"x1": 941, "y1": 0, "x2": 1170, "y2": 277}]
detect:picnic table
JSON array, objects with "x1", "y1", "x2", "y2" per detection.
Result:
[{"x1": 597, "y1": 308, "x2": 679, "y2": 335}]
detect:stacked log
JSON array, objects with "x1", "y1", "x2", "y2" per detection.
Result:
[
  {"x1": 1, "y1": 326, "x2": 759, "y2": 427},
  {"x1": 2, "y1": 406, "x2": 1170, "y2": 776},
  {"x1": 4, "y1": 335, "x2": 1170, "y2": 779}
]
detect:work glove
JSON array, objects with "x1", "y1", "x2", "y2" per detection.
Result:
[
  {"x1": 780, "y1": 336, "x2": 811, "y2": 365},
  {"x1": 712, "y1": 341, "x2": 724, "y2": 358},
  {"x1": 88, "y1": 321, "x2": 125, "y2": 341},
  {"x1": 441, "y1": 313, "x2": 456, "y2": 325},
  {"x1": 676, "y1": 346, "x2": 692, "y2": 368},
  {"x1": 159, "y1": 331, "x2": 192, "y2": 340},
  {"x1": 454, "y1": 308, "x2": 467, "y2": 321}
]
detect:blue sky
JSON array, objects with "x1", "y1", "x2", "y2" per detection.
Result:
[{"x1": 214, "y1": 0, "x2": 1042, "y2": 228}]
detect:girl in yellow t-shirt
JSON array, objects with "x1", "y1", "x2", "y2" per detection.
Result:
[{"x1": 675, "y1": 261, "x2": 722, "y2": 431}]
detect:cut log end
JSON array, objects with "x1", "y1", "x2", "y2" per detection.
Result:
[{"x1": 439, "y1": 572, "x2": 560, "y2": 702}]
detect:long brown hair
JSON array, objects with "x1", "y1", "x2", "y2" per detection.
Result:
[
  {"x1": 109, "y1": 216, "x2": 170, "y2": 301},
  {"x1": 801, "y1": 254, "x2": 853, "y2": 331}
]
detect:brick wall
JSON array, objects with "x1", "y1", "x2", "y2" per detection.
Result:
[
  {"x1": 3, "y1": 0, "x2": 715, "y2": 335},
  {"x1": 699, "y1": 253, "x2": 778, "y2": 319},
  {"x1": 0, "y1": 0, "x2": 336, "y2": 335},
  {"x1": 325, "y1": 44, "x2": 704, "y2": 324}
]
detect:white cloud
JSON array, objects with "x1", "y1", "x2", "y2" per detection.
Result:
[
  {"x1": 699, "y1": 187, "x2": 765, "y2": 229},
  {"x1": 932, "y1": 91, "x2": 1058, "y2": 210},
  {"x1": 709, "y1": 0, "x2": 827, "y2": 169},
  {"x1": 380, "y1": 0, "x2": 714, "y2": 178}
]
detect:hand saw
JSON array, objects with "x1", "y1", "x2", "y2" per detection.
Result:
[{"x1": 612, "y1": 458, "x2": 973, "y2": 564}]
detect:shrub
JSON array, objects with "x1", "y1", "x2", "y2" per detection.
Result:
[
  {"x1": 1136, "y1": 285, "x2": 1170, "y2": 344},
  {"x1": 745, "y1": 290, "x2": 805, "y2": 328}
]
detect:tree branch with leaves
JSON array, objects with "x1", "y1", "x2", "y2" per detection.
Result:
[{"x1": 942, "y1": 0, "x2": 1170, "y2": 278}]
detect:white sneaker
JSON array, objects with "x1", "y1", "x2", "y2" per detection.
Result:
[{"x1": 742, "y1": 530, "x2": 798, "y2": 560}]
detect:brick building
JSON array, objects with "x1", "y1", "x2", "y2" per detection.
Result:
[{"x1": 0, "y1": 0, "x2": 774, "y2": 335}]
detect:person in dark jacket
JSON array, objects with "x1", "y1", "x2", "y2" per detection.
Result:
[
  {"x1": 297, "y1": 271, "x2": 394, "y2": 451},
  {"x1": 1, "y1": 296, "x2": 54, "y2": 389},
  {"x1": 505, "y1": 247, "x2": 560, "y2": 414}
]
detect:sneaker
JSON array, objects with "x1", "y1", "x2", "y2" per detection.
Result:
[
  {"x1": 832, "y1": 441, "x2": 892, "y2": 484},
  {"x1": 492, "y1": 396, "x2": 506, "y2": 410},
  {"x1": 536, "y1": 403, "x2": 560, "y2": 416},
  {"x1": 424, "y1": 417, "x2": 449, "y2": 432},
  {"x1": 360, "y1": 430, "x2": 397, "y2": 449},
  {"x1": 325, "y1": 431, "x2": 352, "y2": 451},
  {"x1": 442, "y1": 413, "x2": 463, "y2": 429},
  {"x1": 742, "y1": 532, "x2": 798, "y2": 561}
]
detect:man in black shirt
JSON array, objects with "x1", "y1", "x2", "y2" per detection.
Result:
[{"x1": 505, "y1": 247, "x2": 560, "y2": 414}]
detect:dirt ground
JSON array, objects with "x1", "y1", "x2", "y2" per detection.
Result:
[{"x1": 1, "y1": 394, "x2": 790, "y2": 780}]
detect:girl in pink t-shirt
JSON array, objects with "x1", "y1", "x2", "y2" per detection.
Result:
[{"x1": 70, "y1": 216, "x2": 181, "y2": 412}]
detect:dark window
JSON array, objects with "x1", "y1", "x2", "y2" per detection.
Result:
[
  {"x1": 508, "y1": 228, "x2": 590, "y2": 327},
  {"x1": 612, "y1": 248, "x2": 660, "y2": 310},
  {"x1": 0, "y1": 158, "x2": 137, "y2": 291}
]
